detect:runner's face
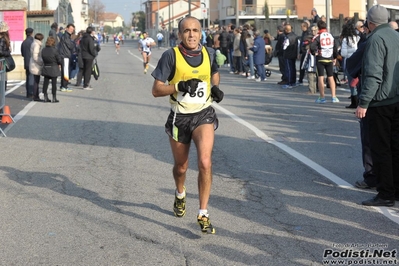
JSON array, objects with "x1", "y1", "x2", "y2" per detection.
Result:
[{"x1": 179, "y1": 18, "x2": 201, "y2": 50}]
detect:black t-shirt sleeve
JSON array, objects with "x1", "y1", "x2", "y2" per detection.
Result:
[{"x1": 151, "y1": 49, "x2": 175, "y2": 83}]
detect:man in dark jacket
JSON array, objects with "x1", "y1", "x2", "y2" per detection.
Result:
[
  {"x1": 282, "y1": 24, "x2": 298, "y2": 88},
  {"x1": 218, "y1": 26, "x2": 229, "y2": 67},
  {"x1": 274, "y1": 25, "x2": 287, "y2": 85},
  {"x1": 355, "y1": 5, "x2": 399, "y2": 207},
  {"x1": 21, "y1": 27, "x2": 34, "y2": 98},
  {"x1": 346, "y1": 22, "x2": 378, "y2": 191},
  {"x1": 48, "y1": 22, "x2": 59, "y2": 46},
  {"x1": 58, "y1": 23, "x2": 75, "y2": 92},
  {"x1": 298, "y1": 22, "x2": 312, "y2": 85},
  {"x1": 80, "y1": 27, "x2": 98, "y2": 90}
]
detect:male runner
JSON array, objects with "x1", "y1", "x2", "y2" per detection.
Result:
[{"x1": 151, "y1": 16, "x2": 224, "y2": 234}]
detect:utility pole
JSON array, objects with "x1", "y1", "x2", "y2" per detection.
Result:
[
  {"x1": 188, "y1": 0, "x2": 191, "y2": 16},
  {"x1": 201, "y1": 2, "x2": 206, "y2": 29},
  {"x1": 326, "y1": 0, "x2": 331, "y2": 32},
  {"x1": 156, "y1": 0, "x2": 160, "y2": 30},
  {"x1": 235, "y1": 0, "x2": 239, "y2": 27}
]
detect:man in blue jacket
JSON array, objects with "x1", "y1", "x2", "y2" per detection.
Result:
[{"x1": 355, "y1": 5, "x2": 399, "y2": 207}]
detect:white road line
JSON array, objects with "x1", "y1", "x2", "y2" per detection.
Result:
[
  {"x1": 5, "y1": 80, "x2": 25, "y2": 95},
  {"x1": 2, "y1": 81, "x2": 38, "y2": 135},
  {"x1": 213, "y1": 103, "x2": 399, "y2": 225},
  {"x1": 129, "y1": 49, "x2": 399, "y2": 225}
]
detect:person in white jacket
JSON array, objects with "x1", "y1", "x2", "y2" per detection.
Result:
[
  {"x1": 340, "y1": 20, "x2": 360, "y2": 108},
  {"x1": 29, "y1": 33, "x2": 44, "y2": 101}
]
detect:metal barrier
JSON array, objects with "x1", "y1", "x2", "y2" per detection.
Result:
[{"x1": 0, "y1": 58, "x2": 14, "y2": 137}]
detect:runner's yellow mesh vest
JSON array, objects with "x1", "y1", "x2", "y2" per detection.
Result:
[{"x1": 169, "y1": 46, "x2": 212, "y2": 114}]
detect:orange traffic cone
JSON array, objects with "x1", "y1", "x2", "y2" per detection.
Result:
[{"x1": 1, "y1": 105, "x2": 13, "y2": 124}]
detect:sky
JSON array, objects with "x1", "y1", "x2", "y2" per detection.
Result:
[{"x1": 100, "y1": 0, "x2": 143, "y2": 24}]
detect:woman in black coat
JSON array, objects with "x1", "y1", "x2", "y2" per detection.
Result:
[{"x1": 41, "y1": 36, "x2": 62, "y2": 103}]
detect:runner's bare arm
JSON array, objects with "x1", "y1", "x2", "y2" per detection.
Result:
[
  {"x1": 211, "y1": 72, "x2": 220, "y2": 87},
  {"x1": 152, "y1": 79, "x2": 175, "y2": 97}
]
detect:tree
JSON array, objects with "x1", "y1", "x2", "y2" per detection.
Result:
[
  {"x1": 132, "y1": 11, "x2": 145, "y2": 32},
  {"x1": 264, "y1": 1, "x2": 270, "y2": 20},
  {"x1": 88, "y1": 0, "x2": 105, "y2": 25}
]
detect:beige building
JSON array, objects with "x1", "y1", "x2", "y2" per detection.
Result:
[{"x1": 102, "y1": 13, "x2": 124, "y2": 29}]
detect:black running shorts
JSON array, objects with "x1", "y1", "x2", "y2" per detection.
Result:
[
  {"x1": 165, "y1": 106, "x2": 219, "y2": 144},
  {"x1": 316, "y1": 60, "x2": 334, "y2": 77}
]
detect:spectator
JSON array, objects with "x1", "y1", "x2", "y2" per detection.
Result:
[
  {"x1": 58, "y1": 26, "x2": 64, "y2": 40},
  {"x1": 245, "y1": 31, "x2": 255, "y2": 79},
  {"x1": 340, "y1": 19, "x2": 360, "y2": 108},
  {"x1": 80, "y1": 27, "x2": 98, "y2": 90},
  {"x1": 218, "y1": 26, "x2": 230, "y2": 68},
  {"x1": 311, "y1": 20, "x2": 339, "y2": 103},
  {"x1": 169, "y1": 30, "x2": 177, "y2": 47},
  {"x1": 29, "y1": 33, "x2": 44, "y2": 101},
  {"x1": 301, "y1": 25, "x2": 318, "y2": 94},
  {"x1": 355, "y1": 20, "x2": 367, "y2": 44},
  {"x1": 298, "y1": 22, "x2": 312, "y2": 86},
  {"x1": 21, "y1": 27, "x2": 34, "y2": 98},
  {"x1": 74, "y1": 31, "x2": 84, "y2": 88},
  {"x1": 239, "y1": 30, "x2": 249, "y2": 77},
  {"x1": 346, "y1": 20, "x2": 378, "y2": 190},
  {"x1": 263, "y1": 29, "x2": 272, "y2": 45},
  {"x1": 205, "y1": 29, "x2": 214, "y2": 48},
  {"x1": 389, "y1": 21, "x2": 398, "y2": 30},
  {"x1": 281, "y1": 24, "x2": 298, "y2": 89},
  {"x1": 48, "y1": 22, "x2": 59, "y2": 46},
  {"x1": 41, "y1": 36, "x2": 62, "y2": 103},
  {"x1": 250, "y1": 30, "x2": 266, "y2": 82},
  {"x1": 213, "y1": 30, "x2": 220, "y2": 51},
  {"x1": 355, "y1": 5, "x2": 399, "y2": 207},
  {"x1": 227, "y1": 25, "x2": 236, "y2": 72},
  {"x1": 232, "y1": 28, "x2": 242, "y2": 75},
  {"x1": 215, "y1": 49, "x2": 226, "y2": 68},
  {"x1": 311, "y1": 8, "x2": 320, "y2": 25},
  {"x1": 58, "y1": 23, "x2": 75, "y2": 92},
  {"x1": 156, "y1": 31, "x2": 164, "y2": 49},
  {"x1": 274, "y1": 25, "x2": 287, "y2": 85},
  {"x1": 0, "y1": 21, "x2": 11, "y2": 90}
]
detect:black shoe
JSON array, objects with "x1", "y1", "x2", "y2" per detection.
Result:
[
  {"x1": 33, "y1": 97, "x2": 42, "y2": 102},
  {"x1": 396, "y1": 195, "x2": 399, "y2": 201},
  {"x1": 43, "y1": 95, "x2": 51, "y2": 102},
  {"x1": 362, "y1": 196, "x2": 394, "y2": 207},
  {"x1": 355, "y1": 180, "x2": 375, "y2": 189},
  {"x1": 52, "y1": 97, "x2": 59, "y2": 103}
]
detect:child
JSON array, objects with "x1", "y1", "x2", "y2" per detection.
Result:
[{"x1": 215, "y1": 49, "x2": 226, "y2": 68}]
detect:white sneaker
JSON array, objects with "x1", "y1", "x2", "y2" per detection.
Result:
[
  {"x1": 255, "y1": 78, "x2": 261, "y2": 82},
  {"x1": 229, "y1": 71, "x2": 234, "y2": 74},
  {"x1": 247, "y1": 76, "x2": 255, "y2": 79}
]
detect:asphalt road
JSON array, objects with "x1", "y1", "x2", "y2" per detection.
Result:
[{"x1": 0, "y1": 39, "x2": 398, "y2": 266}]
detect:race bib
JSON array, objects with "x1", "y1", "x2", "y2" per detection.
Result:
[{"x1": 177, "y1": 82, "x2": 208, "y2": 104}]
